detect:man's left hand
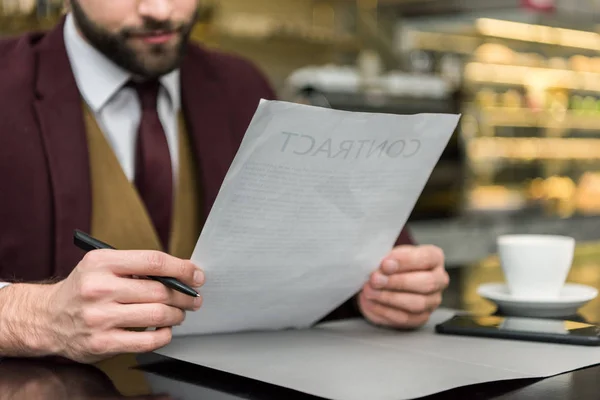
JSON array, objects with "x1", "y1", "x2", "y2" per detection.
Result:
[{"x1": 358, "y1": 245, "x2": 449, "y2": 329}]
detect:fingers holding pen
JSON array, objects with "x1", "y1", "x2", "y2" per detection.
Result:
[{"x1": 112, "y1": 277, "x2": 203, "y2": 311}]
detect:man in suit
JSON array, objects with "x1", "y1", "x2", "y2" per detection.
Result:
[{"x1": 0, "y1": 0, "x2": 449, "y2": 363}]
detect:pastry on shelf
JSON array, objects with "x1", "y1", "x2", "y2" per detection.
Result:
[
  {"x1": 593, "y1": 58, "x2": 600, "y2": 73},
  {"x1": 548, "y1": 57, "x2": 568, "y2": 70},
  {"x1": 576, "y1": 172, "x2": 600, "y2": 214},
  {"x1": 582, "y1": 96, "x2": 598, "y2": 115},
  {"x1": 517, "y1": 52, "x2": 545, "y2": 68},
  {"x1": 502, "y1": 89, "x2": 523, "y2": 109},
  {"x1": 467, "y1": 185, "x2": 526, "y2": 212},
  {"x1": 476, "y1": 89, "x2": 497, "y2": 108},
  {"x1": 570, "y1": 55, "x2": 592, "y2": 72},
  {"x1": 474, "y1": 43, "x2": 515, "y2": 65},
  {"x1": 571, "y1": 95, "x2": 584, "y2": 113}
]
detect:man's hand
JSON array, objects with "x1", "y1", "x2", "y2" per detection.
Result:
[
  {"x1": 0, "y1": 250, "x2": 204, "y2": 363},
  {"x1": 358, "y1": 245, "x2": 449, "y2": 329}
]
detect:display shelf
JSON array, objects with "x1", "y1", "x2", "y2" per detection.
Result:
[
  {"x1": 478, "y1": 107, "x2": 600, "y2": 131},
  {"x1": 474, "y1": 18, "x2": 600, "y2": 52},
  {"x1": 402, "y1": 12, "x2": 600, "y2": 55},
  {"x1": 322, "y1": 91, "x2": 454, "y2": 114},
  {"x1": 215, "y1": 15, "x2": 359, "y2": 49},
  {"x1": 465, "y1": 62, "x2": 600, "y2": 92},
  {"x1": 467, "y1": 137, "x2": 600, "y2": 161}
]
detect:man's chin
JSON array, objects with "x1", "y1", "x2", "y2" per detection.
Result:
[
  {"x1": 125, "y1": 50, "x2": 181, "y2": 74},
  {"x1": 135, "y1": 60, "x2": 180, "y2": 78},
  {"x1": 118, "y1": 37, "x2": 187, "y2": 77}
]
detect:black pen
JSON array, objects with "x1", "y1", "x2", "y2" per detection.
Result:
[{"x1": 73, "y1": 229, "x2": 200, "y2": 298}]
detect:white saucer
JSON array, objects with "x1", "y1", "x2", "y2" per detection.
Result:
[{"x1": 477, "y1": 283, "x2": 598, "y2": 318}]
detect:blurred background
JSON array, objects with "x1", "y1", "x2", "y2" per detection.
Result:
[{"x1": 5, "y1": 0, "x2": 600, "y2": 316}]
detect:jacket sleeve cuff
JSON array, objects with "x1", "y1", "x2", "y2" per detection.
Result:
[{"x1": 318, "y1": 294, "x2": 362, "y2": 323}]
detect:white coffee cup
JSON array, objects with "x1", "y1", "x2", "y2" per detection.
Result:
[{"x1": 497, "y1": 234, "x2": 575, "y2": 300}]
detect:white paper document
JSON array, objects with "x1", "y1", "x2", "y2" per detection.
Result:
[
  {"x1": 154, "y1": 309, "x2": 600, "y2": 400},
  {"x1": 173, "y1": 100, "x2": 459, "y2": 336}
]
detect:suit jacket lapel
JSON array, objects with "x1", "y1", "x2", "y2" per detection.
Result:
[
  {"x1": 180, "y1": 50, "x2": 235, "y2": 218},
  {"x1": 33, "y1": 19, "x2": 91, "y2": 277}
]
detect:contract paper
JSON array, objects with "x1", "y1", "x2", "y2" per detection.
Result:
[
  {"x1": 154, "y1": 308, "x2": 600, "y2": 400},
  {"x1": 172, "y1": 100, "x2": 459, "y2": 336}
]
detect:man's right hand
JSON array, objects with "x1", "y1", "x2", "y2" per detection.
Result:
[{"x1": 0, "y1": 250, "x2": 204, "y2": 363}]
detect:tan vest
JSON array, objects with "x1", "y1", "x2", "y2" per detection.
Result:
[
  {"x1": 83, "y1": 106, "x2": 203, "y2": 395},
  {"x1": 82, "y1": 105, "x2": 202, "y2": 258}
]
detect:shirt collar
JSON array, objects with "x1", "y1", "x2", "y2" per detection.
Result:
[{"x1": 63, "y1": 13, "x2": 180, "y2": 113}]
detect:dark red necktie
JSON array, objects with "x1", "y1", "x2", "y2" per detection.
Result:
[{"x1": 131, "y1": 80, "x2": 172, "y2": 250}]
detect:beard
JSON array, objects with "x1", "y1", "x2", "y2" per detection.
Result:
[{"x1": 70, "y1": 0, "x2": 197, "y2": 79}]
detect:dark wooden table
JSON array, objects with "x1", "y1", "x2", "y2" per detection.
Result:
[{"x1": 3, "y1": 244, "x2": 600, "y2": 400}]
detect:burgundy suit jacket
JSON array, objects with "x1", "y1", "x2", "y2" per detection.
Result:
[{"x1": 0, "y1": 19, "x2": 413, "y2": 317}]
